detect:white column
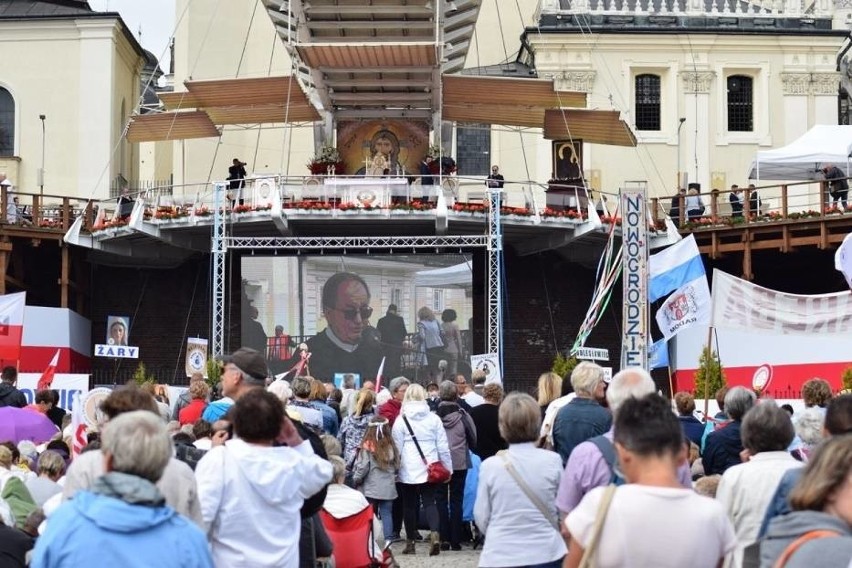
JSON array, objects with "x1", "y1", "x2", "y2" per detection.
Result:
[
  {"x1": 781, "y1": 74, "x2": 809, "y2": 143},
  {"x1": 812, "y1": 73, "x2": 840, "y2": 125},
  {"x1": 77, "y1": 20, "x2": 115, "y2": 197}
]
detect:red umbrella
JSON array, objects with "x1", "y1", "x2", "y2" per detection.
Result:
[{"x1": 0, "y1": 407, "x2": 59, "y2": 444}]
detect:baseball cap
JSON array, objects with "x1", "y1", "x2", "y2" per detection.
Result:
[{"x1": 223, "y1": 347, "x2": 268, "y2": 384}]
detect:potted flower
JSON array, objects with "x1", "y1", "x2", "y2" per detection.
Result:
[
  {"x1": 425, "y1": 145, "x2": 457, "y2": 176},
  {"x1": 307, "y1": 145, "x2": 346, "y2": 175}
]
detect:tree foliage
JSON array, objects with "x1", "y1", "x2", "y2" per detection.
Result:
[
  {"x1": 693, "y1": 347, "x2": 726, "y2": 400},
  {"x1": 552, "y1": 353, "x2": 579, "y2": 380}
]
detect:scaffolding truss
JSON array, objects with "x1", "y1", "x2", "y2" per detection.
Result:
[{"x1": 210, "y1": 224, "x2": 502, "y2": 377}]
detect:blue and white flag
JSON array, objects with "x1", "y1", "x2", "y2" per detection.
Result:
[
  {"x1": 649, "y1": 235, "x2": 711, "y2": 339},
  {"x1": 648, "y1": 338, "x2": 669, "y2": 370}
]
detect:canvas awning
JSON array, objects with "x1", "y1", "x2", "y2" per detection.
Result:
[
  {"x1": 747, "y1": 125, "x2": 852, "y2": 180},
  {"x1": 543, "y1": 109, "x2": 637, "y2": 147},
  {"x1": 414, "y1": 263, "x2": 473, "y2": 288},
  {"x1": 126, "y1": 111, "x2": 220, "y2": 143},
  {"x1": 296, "y1": 43, "x2": 438, "y2": 69}
]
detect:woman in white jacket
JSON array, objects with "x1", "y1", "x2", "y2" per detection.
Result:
[{"x1": 392, "y1": 383, "x2": 452, "y2": 556}]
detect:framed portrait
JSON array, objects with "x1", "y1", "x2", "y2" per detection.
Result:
[
  {"x1": 106, "y1": 316, "x2": 130, "y2": 346},
  {"x1": 552, "y1": 140, "x2": 583, "y2": 180}
]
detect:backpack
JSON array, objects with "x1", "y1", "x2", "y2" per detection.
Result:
[{"x1": 589, "y1": 435, "x2": 626, "y2": 486}]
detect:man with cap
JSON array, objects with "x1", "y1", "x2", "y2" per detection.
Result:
[{"x1": 202, "y1": 347, "x2": 269, "y2": 422}]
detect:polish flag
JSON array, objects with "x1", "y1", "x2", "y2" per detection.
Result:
[
  {"x1": 375, "y1": 357, "x2": 385, "y2": 392},
  {"x1": 71, "y1": 391, "x2": 87, "y2": 456},
  {"x1": 37, "y1": 349, "x2": 61, "y2": 390},
  {"x1": 0, "y1": 292, "x2": 25, "y2": 363}
]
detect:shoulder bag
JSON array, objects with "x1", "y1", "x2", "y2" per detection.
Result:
[
  {"x1": 496, "y1": 450, "x2": 559, "y2": 531},
  {"x1": 401, "y1": 414, "x2": 451, "y2": 484},
  {"x1": 577, "y1": 484, "x2": 617, "y2": 568}
]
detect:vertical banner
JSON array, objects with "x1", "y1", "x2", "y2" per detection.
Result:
[
  {"x1": 185, "y1": 337, "x2": 209, "y2": 377},
  {"x1": 620, "y1": 188, "x2": 648, "y2": 369}
]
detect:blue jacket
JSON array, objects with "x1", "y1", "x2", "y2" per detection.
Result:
[
  {"x1": 678, "y1": 415, "x2": 705, "y2": 447},
  {"x1": 552, "y1": 398, "x2": 612, "y2": 465},
  {"x1": 702, "y1": 420, "x2": 743, "y2": 475},
  {"x1": 311, "y1": 400, "x2": 340, "y2": 436},
  {"x1": 201, "y1": 398, "x2": 233, "y2": 422},
  {"x1": 31, "y1": 490, "x2": 212, "y2": 568}
]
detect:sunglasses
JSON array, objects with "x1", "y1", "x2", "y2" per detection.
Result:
[{"x1": 330, "y1": 306, "x2": 373, "y2": 321}]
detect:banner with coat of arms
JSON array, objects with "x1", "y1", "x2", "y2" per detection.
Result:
[{"x1": 185, "y1": 337, "x2": 208, "y2": 377}]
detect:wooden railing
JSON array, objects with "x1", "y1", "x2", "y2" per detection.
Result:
[
  {"x1": 649, "y1": 178, "x2": 847, "y2": 230},
  {"x1": 0, "y1": 186, "x2": 94, "y2": 233}
]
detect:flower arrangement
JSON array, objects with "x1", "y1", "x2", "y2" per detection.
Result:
[
  {"x1": 232, "y1": 204, "x2": 253, "y2": 214},
  {"x1": 153, "y1": 207, "x2": 189, "y2": 220},
  {"x1": 541, "y1": 208, "x2": 587, "y2": 220},
  {"x1": 823, "y1": 205, "x2": 852, "y2": 215},
  {"x1": 38, "y1": 218, "x2": 64, "y2": 229},
  {"x1": 102, "y1": 217, "x2": 129, "y2": 229},
  {"x1": 288, "y1": 201, "x2": 334, "y2": 211},
  {"x1": 501, "y1": 206, "x2": 532, "y2": 217},
  {"x1": 194, "y1": 206, "x2": 212, "y2": 217},
  {"x1": 600, "y1": 215, "x2": 623, "y2": 226},
  {"x1": 424, "y1": 145, "x2": 457, "y2": 176},
  {"x1": 452, "y1": 203, "x2": 487, "y2": 214},
  {"x1": 307, "y1": 145, "x2": 346, "y2": 175},
  {"x1": 787, "y1": 210, "x2": 822, "y2": 220},
  {"x1": 389, "y1": 201, "x2": 435, "y2": 212}
]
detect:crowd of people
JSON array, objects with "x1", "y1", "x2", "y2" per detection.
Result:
[{"x1": 0, "y1": 352, "x2": 850, "y2": 568}]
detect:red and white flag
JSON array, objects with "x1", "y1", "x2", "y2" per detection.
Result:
[
  {"x1": 37, "y1": 349, "x2": 61, "y2": 390},
  {"x1": 0, "y1": 292, "x2": 25, "y2": 363},
  {"x1": 71, "y1": 391, "x2": 87, "y2": 456},
  {"x1": 375, "y1": 356, "x2": 385, "y2": 392}
]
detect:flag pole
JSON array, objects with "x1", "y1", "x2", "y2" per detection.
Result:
[{"x1": 703, "y1": 324, "x2": 714, "y2": 418}]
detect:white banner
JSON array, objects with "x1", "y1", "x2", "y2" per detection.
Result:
[
  {"x1": 656, "y1": 276, "x2": 712, "y2": 339},
  {"x1": 186, "y1": 337, "x2": 208, "y2": 377},
  {"x1": 18, "y1": 373, "x2": 89, "y2": 409},
  {"x1": 470, "y1": 353, "x2": 501, "y2": 385},
  {"x1": 711, "y1": 269, "x2": 852, "y2": 334},
  {"x1": 620, "y1": 189, "x2": 648, "y2": 369},
  {"x1": 836, "y1": 233, "x2": 852, "y2": 290}
]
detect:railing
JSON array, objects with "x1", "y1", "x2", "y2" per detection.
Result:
[
  {"x1": 537, "y1": 0, "x2": 831, "y2": 17},
  {"x1": 0, "y1": 186, "x2": 93, "y2": 232},
  {"x1": 649, "y1": 178, "x2": 850, "y2": 231}
]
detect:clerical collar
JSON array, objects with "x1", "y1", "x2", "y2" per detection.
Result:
[{"x1": 325, "y1": 328, "x2": 358, "y2": 353}]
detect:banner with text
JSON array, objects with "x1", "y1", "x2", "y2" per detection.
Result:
[
  {"x1": 18, "y1": 373, "x2": 89, "y2": 409},
  {"x1": 470, "y1": 353, "x2": 502, "y2": 385},
  {"x1": 711, "y1": 269, "x2": 852, "y2": 334},
  {"x1": 186, "y1": 337, "x2": 208, "y2": 377}
]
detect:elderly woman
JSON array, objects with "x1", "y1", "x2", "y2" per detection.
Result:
[
  {"x1": 703, "y1": 386, "x2": 756, "y2": 475},
  {"x1": 435, "y1": 380, "x2": 477, "y2": 551},
  {"x1": 551, "y1": 362, "x2": 611, "y2": 465},
  {"x1": 674, "y1": 391, "x2": 704, "y2": 447},
  {"x1": 178, "y1": 380, "x2": 209, "y2": 425},
  {"x1": 564, "y1": 394, "x2": 734, "y2": 568},
  {"x1": 391, "y1": 383, "x2": 451, "y2": 556},
  {"x1": 801, "y1": 378, "x2": 833, "y2": 413},
  {"x1": 716, "y1": 402, "x2": 802, "y2": 568},
  {"x1": 760, "y1": 435, "x2": 852, "y2": 567},
  {"x1": 791, "y1": 406, "x2": 826, "y2": 462},
  {"x1": 475, "y1": 393, "x2": 565, "y2": 568},
  {"x1": 25, "y1": 450, "x2": 65, "y2": 507}
]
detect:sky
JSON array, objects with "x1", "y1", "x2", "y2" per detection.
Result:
[{"x1": 88, "y1": 0, "x2": 175, "y2": 73}]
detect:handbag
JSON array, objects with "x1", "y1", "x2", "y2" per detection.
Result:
[
  {"x1": 497, "y1": 451, "x2": 559, "y2": 531},
  {"x1": 401, "y1": 414, "x2": 451, "y2": 484},
  {"x1": 577, "y1": 484, "x2": 617, "y2": 568}
]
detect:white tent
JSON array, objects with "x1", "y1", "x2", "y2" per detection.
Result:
[
  {"x1": 414, "y1": 262, "x2": 472, "y2": 288},
  {"x1": 747, "y1": 125, "x2": 852, "y2": 181}
]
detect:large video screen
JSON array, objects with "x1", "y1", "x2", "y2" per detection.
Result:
[{"x1": 241, "y1": 254, "x2": 473, "y2": 383}]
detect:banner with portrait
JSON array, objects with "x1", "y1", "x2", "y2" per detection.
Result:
[{"x1": 106, "y1": 315, "x2": 130, "y2": 346}]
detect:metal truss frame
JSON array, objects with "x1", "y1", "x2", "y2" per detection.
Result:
[{"x1": 211, "y1": 231, "x2": 502, "y2": 374}]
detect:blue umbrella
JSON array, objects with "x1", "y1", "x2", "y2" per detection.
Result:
[{"x1": 0, "y1": 407, "x2": 59, "y2": 443}]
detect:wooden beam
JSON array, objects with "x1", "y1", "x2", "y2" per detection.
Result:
[
  {"x1": 0, "y1": 241, "x2": 11, "y2": 296},
  {"x1": 743, "y1": 229, "x2": 753, "y2": 280},
  {"x1": 60, "y1": 245, "x2": 69, "y2": 309}
]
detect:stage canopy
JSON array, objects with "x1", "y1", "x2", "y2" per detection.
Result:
[
  {"x1": 414, "y1": 262, "x2": 472, "y2": 288},
  {"x1": 748, "y1": 125, "x2": 852, "y2": 180}
]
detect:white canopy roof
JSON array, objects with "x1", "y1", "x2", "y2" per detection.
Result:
[
  {"x1": 748, "y1": 125, "x2": 852, "y2": 181},
  {"x1": 414, "y1": 262, "x2": 472, "y2": 288}
]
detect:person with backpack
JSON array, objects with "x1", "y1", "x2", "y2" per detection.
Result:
[
  {"x1": 759, "y1": 435, "x2": 852, "y2": 568},
  {"x1": 563, "y1": 394, "x2": 735, "y2": 568},
  {"x1": 351, "y1": 416, "x2": 399, "y2": 545},
  {"x1": 555, "y1": 368, "x2": 693, "y2": 520}
]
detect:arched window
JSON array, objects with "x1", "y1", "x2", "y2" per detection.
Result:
[
  {"x1": 634, "y1": 74, "x2": 661, "y2": 131},
  {"x1": 0, "y1": 88, "x2": 14, "y2": 156},
  {"x1": 727, "y1": 75, "x2": 753, "y2": 132}
]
